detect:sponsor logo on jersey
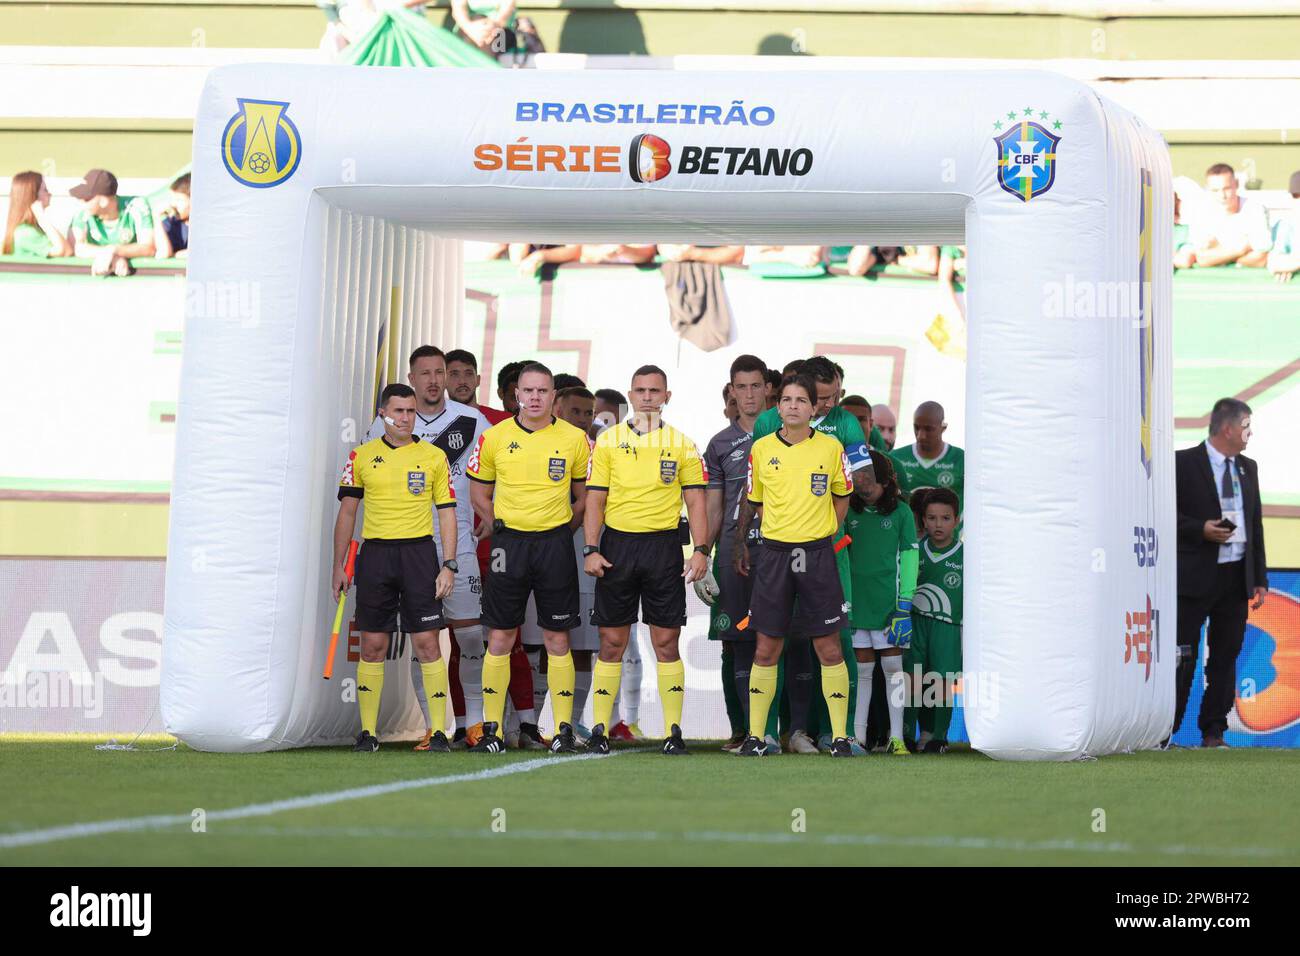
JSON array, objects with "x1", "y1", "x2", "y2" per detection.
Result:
[
  {"x1": 811, "y1": 473, "x2": 828, "y2": 496},
  {"x1": 768, "y1": 456, "x2": 781, "y2": 469},
  {"x1": 993, "y1": 109, "x2": 1061, "y2": 203},
  {"x1": 340, "y1": 451, "x2": 356, "y2": 486},
  {"x1": 467, "y1": 434, "x2": 484, "y2": 472},
  {"x1": 548, "y1": 457, "x2": 566, "y2": 481},
  {"x1": 660, "y1": 459, "x2": 678, "y2": 483},
  {"x1": 730, "y1": 448, "x2": 747, "y2": 462},
  {"x1": 507, "y1": 441, "x2": 522, "y2": 454},
  {"x1": 408, "y1": 471, "x2": 426, "y2": 495},
  {"x1": 222, "y1": 98, "x2": 302, "y2": 188}
]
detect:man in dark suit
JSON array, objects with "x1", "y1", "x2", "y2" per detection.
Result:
[{"x1": 1173, "y1": 398, "x2": 1269, "y2": 748}]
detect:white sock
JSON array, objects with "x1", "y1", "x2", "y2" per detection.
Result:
[
  {"x1": 880, "y1": 655, "x2": 905, "y2": 741},
  {"x1": 855, "y1": 660, "x2": 875, "y2": 743},
  {"x1": 454, "y1": 625, "x2": 486, "y2": 725},
  {"x1": 573, "y1": 668, "x2": 592, "y2": 727},
  {"x1": 526, "y1": 646, "x2": 548, "y2": 722},
  {"x1": 504, "y1": 698, "x2": 520, "y2": 736},
  {"x1": 410, "y1": 655, "x2": 431, "y2": 729},
  {"x1": 621, "y1": 629, "x2": 643, "y2": 724}
]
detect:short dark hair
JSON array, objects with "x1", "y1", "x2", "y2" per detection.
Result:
[
  {"x1": 803, "y1": 355, "x2": 838, "y2": 385},
  {"x1": 779, "y1": 373, "x2": 818, "y2": 405},
  {"x1": 729, "y1": 354, "x2": 767, "y2": 382},
  {"x1": 445, "y1": 349, "x2": 477, "y2": 370},
  {"x1": 765, "y1": 368, "x2": 783, "y2": 390},
  {"x1": 1209, "y1": 398, "x2": 1251, "y2": 436},
  {"x1": 516, "y1": 361, "x2": 554, "y2": 385},
  {"x1": 923, "y1": 487, "x2": 960, "y2": 518},
  {"x1": 556, "y1": 386, "x2": 594, "y2": 403},
  {"x1": 1206, "y1": 163, "x2": 1235, "y2": 179},
  {"x1": 631, "y1": 364, "x2": 668, "y2": 387},
  {"x1": 380, "y1": 383, "x2": 415, "y2": 406},
  {"x1": 170, "y1": 172, "x2": 191, "y2": 195},
  {"x1": 553, "y1": 373, "x2": 586, "y2": 391},
  {"x1": 841, "y1": 394, "x2": 871, "y2": 410},
  {"x1": 722, "y1": 383, "x2": 733, "y2": 402},
  {"x1": 498, "y1": 360, "x2": 531, "y2": 391},
  {"x1": 832, "y1": 361, "x2": 846, "y2": 382},
  {"x1": 594, "y1": 388, "x2": 627, "y2": 408},
  {"x1": 409, "y1": 345, "x2": 445, "y2": 368},
  {"x1": 782, "y1": 359, "x2": 806, "y2": 377}
]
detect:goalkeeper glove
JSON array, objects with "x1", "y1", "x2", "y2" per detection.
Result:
[
  {"x1": 887, "y1": 598, "x2": 913, "y2": 647},
  {"x1": 693, "y1": 569, "x2": 720, "y2": 606}
]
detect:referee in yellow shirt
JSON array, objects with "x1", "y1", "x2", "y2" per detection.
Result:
[
  {"x1": 582, "y1": 365, "x2": 709, "y2": 756},
  {"x1": 739, "y1": 372, "x2": 856, "y2": 757},
  {"x1": 333, "y1": 384, "x2": 458, "y2": 753},
  {"x1": 467, "y1": 362, "x2": 592, "y2": 754}
]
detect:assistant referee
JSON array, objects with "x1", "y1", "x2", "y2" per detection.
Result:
[
  {"x1": 582, "y1": 365, "x2": 709, "y2": 756},
  {"x1": 739, "y1": 373, "x2": 856, "y2": 758},
  {"x1": 467, "y1": 362, "x2": 591, "y2": 755},
  {"x1": 333, "y1": 384, "x2": 458, "y2": 753}
]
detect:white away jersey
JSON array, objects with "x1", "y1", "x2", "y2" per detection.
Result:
[{"x1": 367, "y1": 398, "x2": 489, "y2": 557}]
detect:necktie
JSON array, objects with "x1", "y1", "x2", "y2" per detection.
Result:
[{"x1": 1221, "y1": 458, "x2": 1235, "y2": 499}]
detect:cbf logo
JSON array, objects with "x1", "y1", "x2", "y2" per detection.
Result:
[
  {"x1": 222, "y1": 98, "x2": 302, "y2": 188},
  {"x1": 993, "y1": 108, "x2": 1062, "y2": 203},
  {"x1": 548, "y1": 457, "x2": 566, "y2": 481},
  {"x1": 811, "y1": 473, "x2": 828, "y2": 496},
  {"x1": 660, "y1": 459, "x2": 678, "y2": 484},
  {"x1": 408, "y1": 471, "x2": 426, "y2": 495}
]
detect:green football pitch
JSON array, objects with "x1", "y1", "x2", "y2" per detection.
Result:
[{"x1": 2, "y1": 737, "x2": 1297, "y2": 866}]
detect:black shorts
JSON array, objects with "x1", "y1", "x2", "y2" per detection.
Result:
[
  {"x1": 748, "y1": 536, "x2": 846, "y2": 638},
  {"x1": 713, "y1": 545, "x2": 756, "y2": 641},
  {"x1": 354, "y1": 536, "x2": 444, "y2": 634},
  {"x1": 592, "y1": 527, "x2": 686, "y2": 629},
  {"x1": 481, "y1": 524, "x2": 581, "y2": 631}
]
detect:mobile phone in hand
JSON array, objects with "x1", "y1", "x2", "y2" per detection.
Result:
[{"x1": 1217, "y1": 518, "x2": 1237, "y2": 532}]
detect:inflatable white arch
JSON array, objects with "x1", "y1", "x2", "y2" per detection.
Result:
[{"x1": 163, "y1": 64, "x2": 1175, "y2": 759}]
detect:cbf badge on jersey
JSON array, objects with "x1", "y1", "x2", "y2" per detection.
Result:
[
  {"x1": 660, "y1": 459, "x2": 678, "y2": 484},
  {"x1": 407, "y1": 471, "x2": 426, "y2": 495},
  {"x1": 548, "y1": 457, "x2": 566, "y2": 481},
  {"x1": 811, "y1": 473, "x2": 828, "y2": 496}
]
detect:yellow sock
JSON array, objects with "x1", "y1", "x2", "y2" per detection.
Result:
[
  {"x1": 357, "y1": 660, "x2": 385, "y2": 737},
  {"x1": 481, "y1": 651, "x2": 511, "y2": 730},
  {"x1": 591, "y1": 659, "x2": 622, "y2": 731},
  {"x1": 748, "y1": 663, "x2": 777, "y2": 738},
  {"x1": 420, "y1": 659, "x2": 448, "y2": 735},
  {"x1": 548, "y1": 651, "x2": 576, "y2": 729},
  {"x1": 656, "y1": 659, "x2": 686, "y2": 733},
  {"x1": 822, "y1": 660, "x2": 851, "y2": 740}
]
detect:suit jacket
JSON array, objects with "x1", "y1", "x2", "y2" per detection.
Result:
[{"x1": 1175, "y1": 441, "x2": 1268, "y2": 598}]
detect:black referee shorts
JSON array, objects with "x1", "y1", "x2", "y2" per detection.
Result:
[
  {"x1": 354, "y1": 536, "x2": 444, "y2": 634},
  {"x1": 592, "y1": 527, "x2": 686, "y2": 629},
  {"x1": 749, "y1": 536, "x2": 845, "y2": 639},
  {"x1": 481, "y1": 524, "x2": 581, "y2": 632}
]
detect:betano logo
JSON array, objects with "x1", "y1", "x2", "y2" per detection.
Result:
[
  {"x1": 629, "y1": 133, "x2": 672, "y2": 183},
  {"x1": 222, "y1": 98, "x2": 302, "y2": 188},
  {"x1": 1234, "y1": 590, "x2": 1300, "y2": 735}
]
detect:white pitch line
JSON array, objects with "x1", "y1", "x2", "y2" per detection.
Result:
[
  {"x1": 206, "y1": 824, "x2": 1292, "y2": 861},
  {"x1": 0, "y1": 751, "x2": 625, "y2": 851}
]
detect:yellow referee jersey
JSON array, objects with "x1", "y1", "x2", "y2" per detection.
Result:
[
  {"x1": 467, "y1": 415, "x2": 590, "y2": 531},
  {"x1": 338, "y1": 435, "x2": 456, "y2": 540},
  {"x1": 746, "y1": 430, "x2": 850, "y2": 544},
  {"x1": 589, "y1": 420, "x2": 707, "y2": 533}
]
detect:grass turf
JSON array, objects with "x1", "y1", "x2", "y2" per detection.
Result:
[{"x1": 2, "y1": 737, "x2": 1297, "y2": 866}]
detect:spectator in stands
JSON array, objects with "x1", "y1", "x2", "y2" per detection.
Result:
[
  {"x1": 743, "y1": 245, "x2": 825, "y2": 270},
  {"x1": 659, "y1": 244, "x2": 744, "y2": 265},
  {"x1": 1173, "y1": 193, "x2": 1196, "y2": 270},
  {"x1": 452, "y1": 1, "x2": 543, "y2": 57},
  {"x1": 153, "y1": 173, "x2": 191, "y2": 260},
  {"x1": 68, "y1": 169, "x2": 154, "y2": 276},
  {"x1": 1266, "y1": 170, "x2": 1300, "y2": 283},
  {"x1": 1186, "y1": 163, "x2": 1271, "y2": 268},
  {"x1": 3, "y1": 171, "x2": 71, "y2": 258},
  {"x1": 872, "y1": 403, "x2": 897, "y2": 450}
]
